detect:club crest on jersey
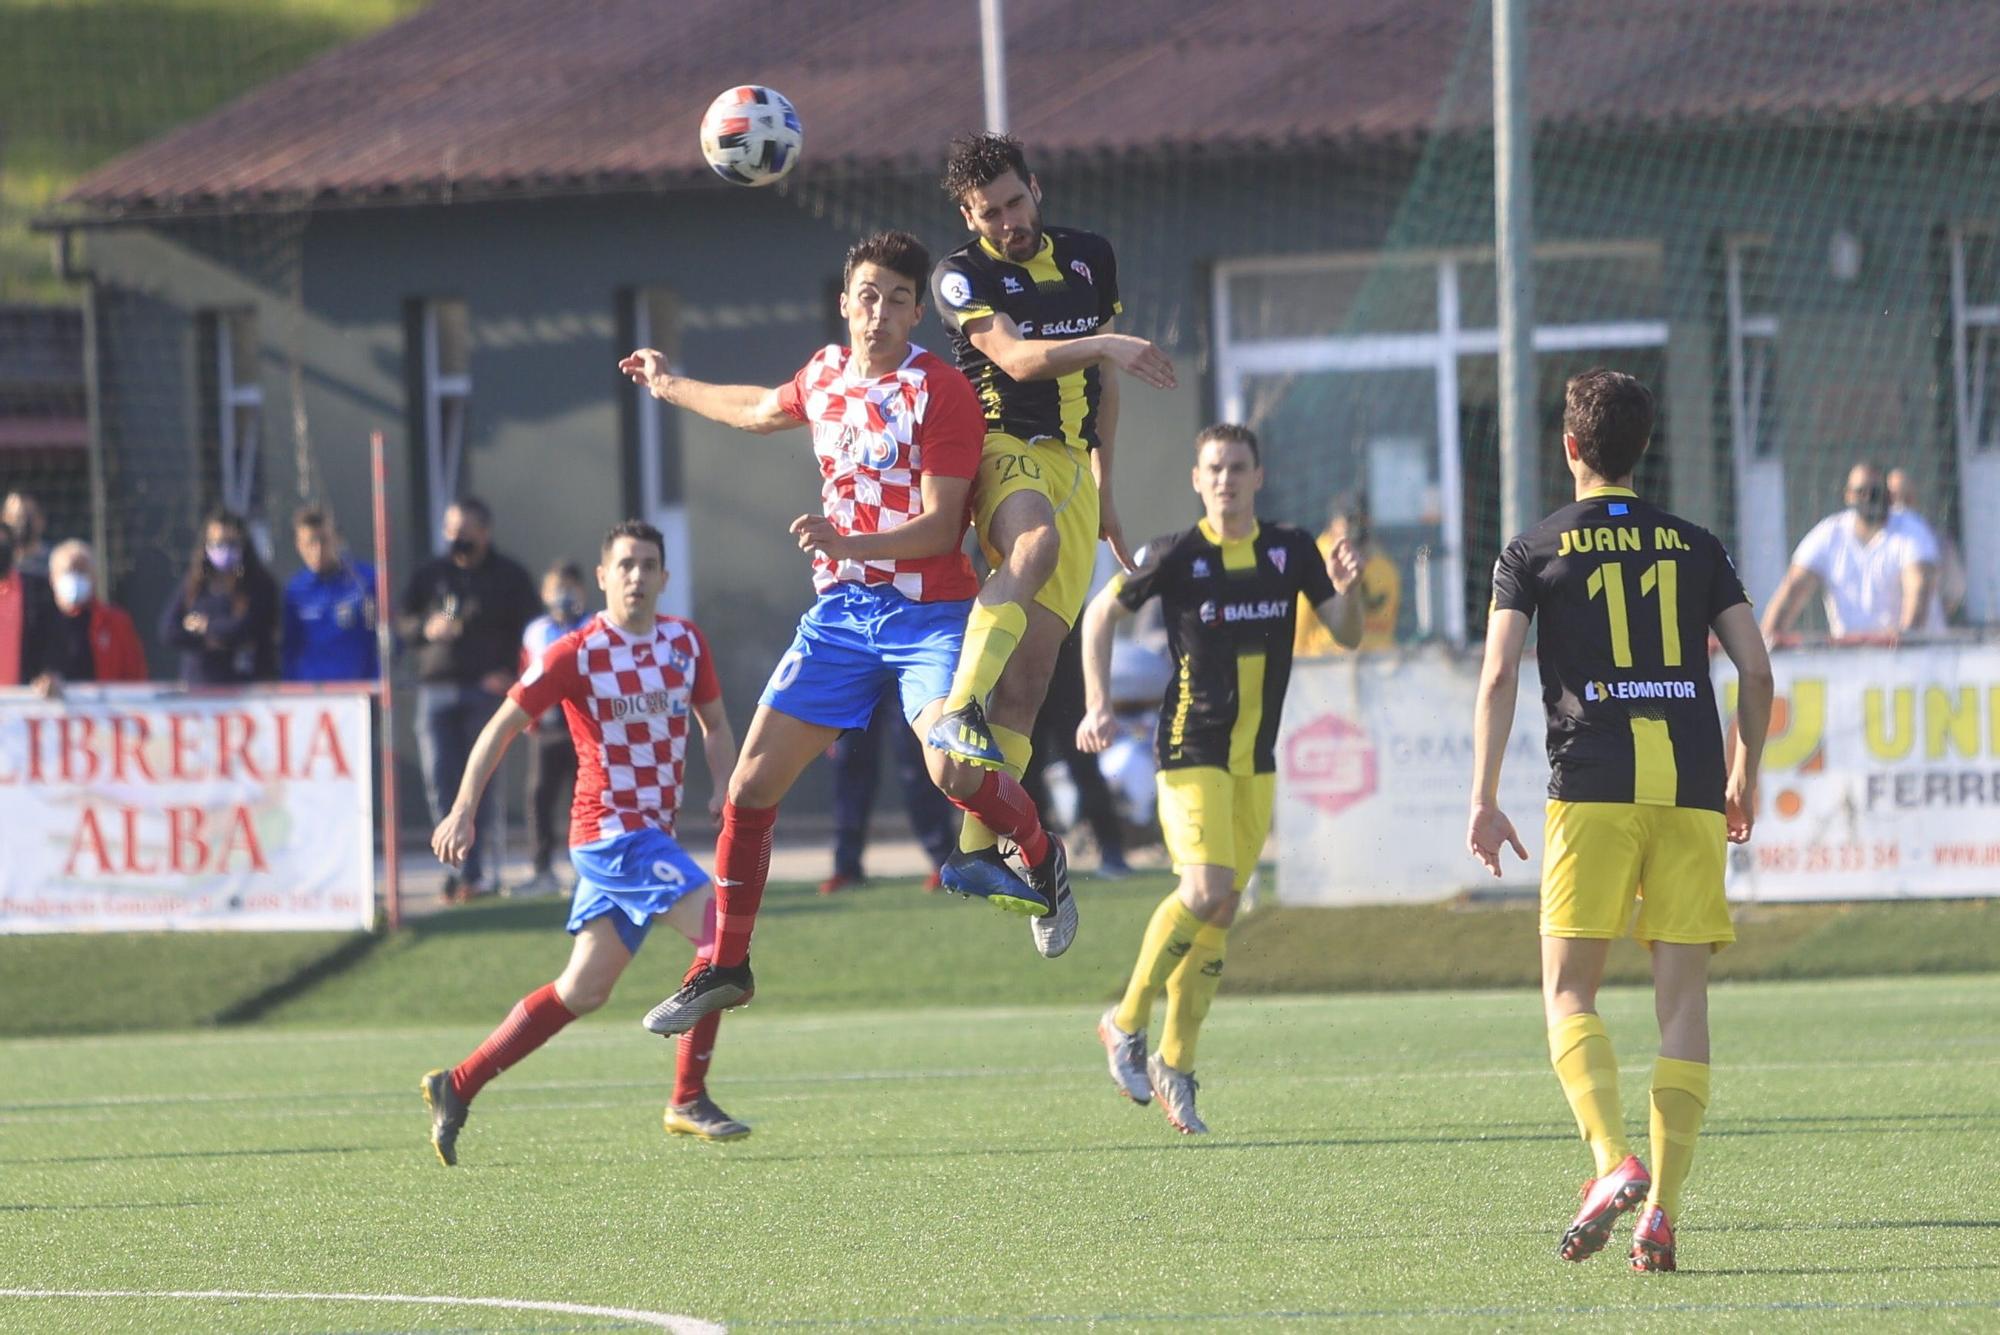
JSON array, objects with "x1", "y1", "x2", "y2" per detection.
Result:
[
  {"x1": 1269, "y1": 547, "x2": 1288, "y2": 574},
  {"x1": 1070, "y1": 258, "x2": 1093, "y2": 284}
]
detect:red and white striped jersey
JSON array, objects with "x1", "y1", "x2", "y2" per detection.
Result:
[
  {"x1": 508, "y1": 613, "x2": 721, "y2": 847},
  {"x1": 776, "y1": 343, "x2": 984, "y2": 602}
]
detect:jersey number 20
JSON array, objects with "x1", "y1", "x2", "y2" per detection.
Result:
[{"x1": 1586, "y1": 560, "x2": 1681, "y2": 668}]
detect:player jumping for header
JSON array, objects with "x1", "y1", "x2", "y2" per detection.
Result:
[
  {"x1": 620, "y1": 230, "x2": 1074, "y2": 1038},
  {"x1": 925, "y1": 132, "x2": 1179, "y2": 958}
]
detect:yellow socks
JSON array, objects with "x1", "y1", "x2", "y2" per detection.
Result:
[
  {"x1": 1548, "y1": 1012, "x2": 1632, "y2": 1177},
  {"x1": 1158, "y1": 923, "x2": 1228, "y2": 1071},
  {"x1": 1646, "y1": 1057, "x2": 1710, "y2": 1216},
  {"x1": 956, "y1": 724, "x2": 1032, "y2": 853},
  {"x1": 945, "y1": 599, "x2": 1027, "y2": 712},
  {"x1": 1113, "y1": 893, "x2": 1206, "y2": 1034}
]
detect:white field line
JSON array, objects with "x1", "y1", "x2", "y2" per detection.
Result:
[
  {"x1": 0, "y1": 1288, "x2": 722, "y2": 1333},
  {"x1": 2, "y1": 1055, "x2": 1994, "y2": 1124}
]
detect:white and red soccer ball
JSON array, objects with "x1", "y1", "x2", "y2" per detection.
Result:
[{"x1": 699, "y1": 85, "x2": 803, "y2": 187}]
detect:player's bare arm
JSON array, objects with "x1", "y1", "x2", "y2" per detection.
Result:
[
  {"x1": 619, "y1": 349, "x2": 799, "y2": 434},
  {"x1": 432, "y1": 697, "x2": 534, "y2": 866},
  {"x1": 1758, "y1": 563, "x2": 1819, "y2": 642},
  {"x1": 961, "y1": 312, "x2": 1176, "y2": 390},
  {"x1": 693, "y1": 694, "x2": 739, "y2": 822},
  {"x1": 1312, "y1": 536, "x2": 1367, "y2": 650},
  {"x1": 1074, "y1": 578, "x2": 1133, "y2": 754},
  {"x1": 1466, "y1": 608, "x2": 1532, "y2": 877},
  {"x1": 788, "y1": 474, "x2": 975, "y2": 565},
  {"x1": 1713, "y1": 602, "x2": 1774, "y2": 844}
]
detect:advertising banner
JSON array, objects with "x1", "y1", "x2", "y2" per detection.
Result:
[{"x1": 0, "y1": 685, "x2": 375, "y2": 933}]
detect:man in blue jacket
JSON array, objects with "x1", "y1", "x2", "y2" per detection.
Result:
[{"x1": 283, "y1": 506, "x2": 380, "y2": 682}]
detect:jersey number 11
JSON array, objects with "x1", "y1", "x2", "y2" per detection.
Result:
[{"x1": 1586, "y1": 560, "x2": 1681, "y2": 668}]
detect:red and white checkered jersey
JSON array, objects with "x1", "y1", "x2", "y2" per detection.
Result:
[
  {"x1": 508, "y1": 613, "x2": 721, "y2": 847},
  {"x1": 776, "y1": 342, "x2": 983, "y2": 602}
]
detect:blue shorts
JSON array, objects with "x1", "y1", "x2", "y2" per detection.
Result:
[
  {"x1": 760, "y1": 583, "x2": 971, "y2": 731},
  {"x1": 566, "y1": 827, "x2": 710, "y2": 955}
]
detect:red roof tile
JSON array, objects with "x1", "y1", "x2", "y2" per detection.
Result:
[{"x1": 57, "y1": 0, "x2": 2000, "y2": 214}]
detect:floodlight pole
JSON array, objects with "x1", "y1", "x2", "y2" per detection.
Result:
[
  {"x1": 1494, "y1": 0, "x2": 1539, "y2": 542},
  {"x1": 980, "y1": 0, "x2": 1009, "y2": 133}
]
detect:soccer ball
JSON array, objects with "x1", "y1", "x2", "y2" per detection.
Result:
[{"x1": 699, "y1": 85, "x2": 803, "y2": 187}]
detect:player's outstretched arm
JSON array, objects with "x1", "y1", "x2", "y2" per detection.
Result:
[
  {"x1": 693, "y1": 695, "x2": 739, "y2": 822},
  {"x1": 1713, "y1": 602, "x2": 1774, "y2": 844},
  {"x1": 432, "y1": 697, "x2": 533, "y2": 867},
  {"x1": 962, "y1": 314, "x2": 1176, "y2": 390},
  {"x1": 1075, "y1": 581, "x2": 1132, "y2": 753},
  {"x1": 619, "y1": 349, "x2": 799, "y2": 435},
  {"x1": 1466, "y1": 609, "x2": 1531, "y2": 878},
  {"x1": 788, "y1": 475, "x2": 976, "y2": 564}
]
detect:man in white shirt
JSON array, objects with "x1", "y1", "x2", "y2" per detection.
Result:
[
  {"x1": 1887, "y1": 467, "x2": 1965, "y2": 623},
  {"x1": 1761, "y1": 462, "x2": 1940, "y2": 642}
]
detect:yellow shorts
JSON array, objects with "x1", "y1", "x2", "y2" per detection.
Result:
[
  {"x1": 972, "y1": 431, "x2": 1100, "y2": 626},
  {"x1": 1157, "y1": 766, "x2": 1276, "y2": 892},
  {"x1": 1541, "y1": 800, "x2": 1734, "y2": 948}
]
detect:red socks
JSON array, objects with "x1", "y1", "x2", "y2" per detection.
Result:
[
  {"x1": 450, "y1": 982, "x2": 576, "y2": 1103},
  {"x1": 672, "y1": 1009, "x2": 723, "y2": 1106},
  {"x1": 952, "y1": 770, "x2": 1050, "y2": 866},
  {"x1": 712, "y1": 802, "x2": 776, "y2": 968}
]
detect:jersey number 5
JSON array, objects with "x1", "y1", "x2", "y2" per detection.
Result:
[{"x1": 1586, "y1": 560, "x2": 1681, "y2": 668}]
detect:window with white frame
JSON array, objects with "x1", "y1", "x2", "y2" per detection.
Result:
[
  {"x1": 419, "y1": 298, "x2": 472, "y2": 550},
  {"x1": 1951, "y1": 226, "x2": 2000, "y2": 454},
  {"x1": 206, "y1": 308, "x2": 264, "y2": 523},
  {"x1": 631, "y1": 285, "x2": 693, "y2": 617}
]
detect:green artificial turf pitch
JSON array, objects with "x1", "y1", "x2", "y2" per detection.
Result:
[{"x1": 3, "y1": 973, "x2": 1996, "y2": 1331}]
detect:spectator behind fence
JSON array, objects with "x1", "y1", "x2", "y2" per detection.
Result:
[
  {"x1": 283, "y1": 505, "x2": 380, "y2": 682},
  {"x1": 1760, "y1": 461, "x2": 1941, "y2": 642},
  {"x1": 2, "y1": 490, "x2": 51, "y2": 577},
  {"x1": 1887, "y1": 468, "x2": 1966, "y2": 624},
  {"x1": 158, "y1": 509, "x2": 280, "y2": 684},
  {"x1": 397, "y1": 497, "x2": 540, "y2": 902},
  {"x1": 0, "y1": 519, "x2": 59, "y2": 692},
  {"x1": 48, "y1": 539, "x2": 147, "y2": 682},
  {"x1": 513, "y1": 561, "x2": 592, "y2": 898},
  {"x1": 820, "y1": 680, "x2": 958, "y2": 896},
  {"x1": 1296, "y1": 493, "x2": 1400, "y2": 656}
]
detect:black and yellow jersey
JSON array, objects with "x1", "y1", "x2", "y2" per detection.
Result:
[
  {"x1": 1115, "y1": 518, "x2": 1337, "y2": 774},
  {"x1": 1490, "y1": 486, "x2": 1749, "y2": 812},
  {"x1": 929, "y1": 227, "x2": 1122, "y2": 450}
]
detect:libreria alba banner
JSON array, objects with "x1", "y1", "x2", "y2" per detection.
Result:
[{"x1": 0, "y1": 686, "x2": 374, "y2": 933}]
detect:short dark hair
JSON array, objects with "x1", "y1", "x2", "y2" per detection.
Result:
[
  {"x1": 545, "y1": 560, "x2": 584, "y2": 583},
  {"x1": 941, "y1": 132, "x2": 1031, "y2": 204},
  {"x1": 1196, "y1": 422, "x2": 1261, "y2": 465},
  {"x1": 843, "y1": 230, "x2": 931, "y2": 292},
  {"x1": 601, "y1": 519, "x2": 666, "y2": 564},
  {"x1": 1563, "y1": 369, "x2": 1654, "y2": 481},
  {"x1": 292, "y1": 504, "x2": 331, "y2": 531},
  {"x1": 449, "y1": 495, "x2": 493, "y2": 528}
]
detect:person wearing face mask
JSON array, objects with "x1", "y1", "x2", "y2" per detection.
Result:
[
  {"x1": 1761, "y1": 461, "x2": 1943, "y2": 643},
  {"x1": 2, "y1": 491, "x2": 52, "y2": 578},
  {"x1": 1295, "y1": 492, "x2": 1402, "y2": 657},
  {"x1": 158, "y1": 509, "x2": 280, "y2": 684},
  {"x1": 396, "y1": 496, "x2": 541, "y2": 902},
  {"x1": 513, "y1": 562, "x2": 591, "y2": 897},
  {"x1": 46, "y1": 540, "x2": 147, "y2": 682},
  {"x1": 282, "y1": 506, "x2": 380, "y2": 683},
  {"x1": 0, "y1": 520, "x2": 61, "y2": 692}
]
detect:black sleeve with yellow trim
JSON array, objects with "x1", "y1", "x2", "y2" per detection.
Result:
[
  {"x1": 931, "y1": 256, "x2": 999, "y2": 330},
  {"x1": 1094, "y1": 234, "x2": 1123, "y2": 321},
  {"x1": 1114, "y1": 530, "x2": 1181, "y2": 611},
  {"x1": 1489, "y1": 537, "x2": 1537, "y2": 617}
]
